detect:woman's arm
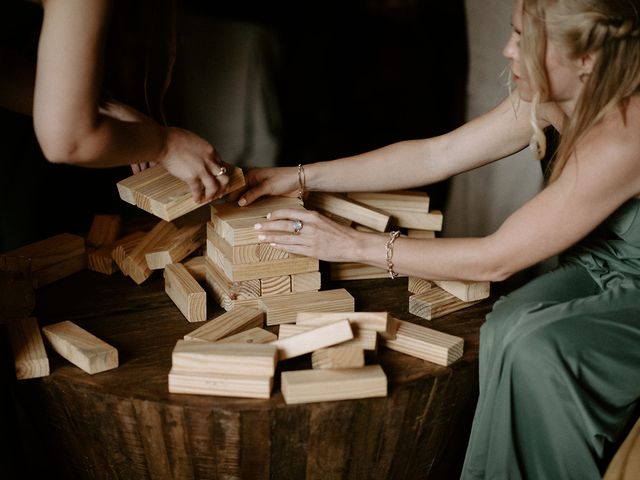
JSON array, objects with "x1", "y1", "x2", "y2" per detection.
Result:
[{"x1": 33, "y1": 0, "x2": 227, "y2": 202}]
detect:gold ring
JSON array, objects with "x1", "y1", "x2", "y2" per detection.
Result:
[
  {"x1": 292, "y1": 219, "x2": 303, "y2": 234},
  {"x1": 214, "y1": 166, "x2": 227, "y2": 177}
]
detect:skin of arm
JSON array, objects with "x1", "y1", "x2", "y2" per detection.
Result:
[
  {"x1": 258, "y1": 99, "x2": 640, "y2": 282},
  {"x1": 32, "y1": 0, "x2": 228, "y2": 202}
]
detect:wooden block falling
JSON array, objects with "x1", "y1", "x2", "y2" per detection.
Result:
[
  {"x1": 260, "y1": 275, "x2": 292, "y2": 297},
  {"x1": 207, "y1": 222, "x2": 289, "y2": 264},
  {"x1": 164, "y1": 263, "x2": 206, "y2": 323},
  {"x1": 168, "y1": 368, "x2": 273, "y2": 399},
  {"x1": 258, "y1": 289, "x2": 355, "y2": 326},
  {"x1": 86, "y1": 214, "x2": 122, "y2": 248},
  {"x1": 203, "y1": 258, "x2": 261, "y2": 311},
  {"x1": 172, "y1": 340, "x2": 277, "y2": 376},
  {"x1": 215, "y1": 327, "x2": 277, "y2": 345},
  {"x1": 281, "y1": 364, "x2": 387, "y2": 404},
  {"x1": 1, "y1": 233, "x2": 87, "y2": 288},
  {"x1": 306, "y1": 192, "x2": 390, "y2": 232},
  {"x1": 184, "y1": 306, "x2": 264, "y2": 342},
  {"x1": 408, "y1": 286, "x2": 481, "y2": 320},
  {"x1": 408, "y1": 277, "x2": 432, "y2": 294},
  {"x1": 183, "y1": 255, "x2": 207, "y2": 283},
  {"x1": 42, "y1": 320, "x2": 118, "y2": 374},
  {"x1": 5, "y1": 317, "x2": 49, "y2": 379},
  {"x1": 346, "y1": 190, "x2": 430, "y2": 213},
  {"x1": 110, "y1": 231, "x2": 146, "y2": 275},
  {"x1": 407, "y1": 229, "x2": 436, "y2": 239},
  {"x1": 433, "y1": 280, "x2": 490, "y2": 302},
  {"x1": 116, "y1": 164, "x2": 246, "y2": 221},
  {"x1": 329, "y1": 262, "x2": 399, "y2": 281},
  {"x1": 382, "y1": 318, "x2": 464, "y2": 366},
  {"x1": 278, "y1": 324, "x2": 378, "y2": 351},
  {"x1": 311, "y1": 345, "x2": 365, "y2": 370},
  {"x1": 296, "y1": 311, "x2": 396, "y2": 340},
  {"x1": 88, "y1": 246, "x2": 118, "y2": 275},
  {"x1": 124, "y1": 220, "x2": 178, "y2": 284},
  {"x1": 269, "y1": 319, "x2": 353, "y2": 360},
  {"x1": 145, "y1": 222, "x2": 206, "y2": 270},
  {"x1": 291, "y1": 271, "x2": 321, "y2": 293}
]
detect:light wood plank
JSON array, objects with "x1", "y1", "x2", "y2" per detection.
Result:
[
  {"x1": 5, "y1": 317, "x2": 49, "y2": 379},
  {"x1": 215, "y1": 327, "x2": 277, "y2": 345},
  {"x1": 296, "y1": 311, "x2": 396, "y2": 340},
  {"x1": 382, "y1": 318, "x2": 464, "y2": 366},
  {"x1": 203, "y1": 258, "x2": 261, "y2": 311},
  {"x1": 42, "y1": 320, "x2": 118, "y2": 374},
  {"x1": 408, "y1": 287, "x2": 481, "y2": 320},
  {"x1": 207, "y1": 222, "x2": 289, "y2": 264},
  {"x1": 306, "y1": 192, "x2": 390, "y2": 232},
  {"x1": 291, "y1": 271, "x2": 322, "y2": 293},
  {"x1": 260, "y1": 275, "x2": 292, "y2": 297},
  {"x1": 168, "y1": 368, "x2": 273, "y2": 399},
  {"x1": 433, "y1": 280, "x2": 490, "y2": 302},
  {"x1": 145, "y1": 222, "x2": 206, "y2": 270},
  {"x1": 211, "y1": 196, "x2": 303, "y2": 221},
  {"x1": 110, "y1": 231, "x2": 146, "y2": 275},
  {"x1": 347, "y1": 190, "x2": 430, "y2": 212},
  {"x1": 311, "y1": 345, "x2": 365, "y2": 370},
  {"x1": 88, "y1": 246, "x2": 118, "y2": 275},
  {"x1": 269, "y1": 319, "x2": 353, "y2": 360},
  {"x1": 258, "y1": 289, "x2": 355, "y2": 326},
  {"x1": 408, "y1": 277, "x2": 432, "y2": 294},
  {"x1": 329, "y1": 262, "x2": 402, "y2": 281},
  {"x1": 124, "y1": 221, "x2": 178, "y2": 284},
  {"x1": 278, "y1": 324, "x2": 378, "y2": 351},
  {"x1": 184, "y1": 306, "x2": 264, "y2": 342},
  {"x1": 164, "y1": 263, "x2": 206, "y2": 323},
  {"x1": 281, "y1": 365, "x2": 387, "y2": 404}
]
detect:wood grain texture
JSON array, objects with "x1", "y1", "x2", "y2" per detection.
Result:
[
  {"x1": 5, "y1": 316, "x2": 49, "y2": 379},
  {"x1": 270, "y1": 319, "x2": 353, "y2": 361},
  {"x1": 258, "y1": 289, "x2": 355, "y2": 326},
  {"x1": 184, "y1": 306, "x2": 264, "y2": 342},
  {"x1": 311, "y1": 345, "x2": 365, "y2": 369},
  {"x1": 164, "y1": 263, "x2": 206, "y2": 323},
  {"x1": 215, "y1": 327, "x2": 277, "y2": 345},
  {"x1": 7, "y1": 270, "x2": 492, "y2": 479},
  {"x1": 306, "y1": 192, "x2": 390, "y2": 232},
  {"x1": 278, "y1": 323, "x2": 378, "y2": 351},
  {"x1": 409, "y1": 287, "x2": 481, "y2": 320},
  {"x1": 296, "y1": 311, "x2": 396, "y2": 339},
  {"x1": 433, "y1": 280, "x2": 491, "y2": 302}
]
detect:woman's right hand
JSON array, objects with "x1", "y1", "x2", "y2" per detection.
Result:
[
  {"x1": 159, "y1": 126, "x2": 230, "y2": 203},
  {"x1": 238, "y1": 166, "x2": 301, "y2": 206}
]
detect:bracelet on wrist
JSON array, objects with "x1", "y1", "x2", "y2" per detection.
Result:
[
  {"x1": 385, "y1": 230, "x2": 401, "y2": 279},
  {"x1": 297, "y1": 164, "x2": 306, "y2": 203}
]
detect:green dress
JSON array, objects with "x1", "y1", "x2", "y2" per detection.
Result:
[{"x1": 461, "y1": 198, "x2": 640, "y2": 479}]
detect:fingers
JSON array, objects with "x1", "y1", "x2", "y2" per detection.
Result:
[
  {"x1": 188, "y1": 179, "x2": 205, "y2": 203},
  {"x1": 131, "y1": 164, "x2": 142, "y2": 174}
]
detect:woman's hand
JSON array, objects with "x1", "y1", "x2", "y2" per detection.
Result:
[
  {"x1": 159, "y1": 126, "x2": 230, "y2": 203},
  {"x1": 253, "y1": 208, "x2": 373, "y2": 263},
  {"x1": 238, "y1": 166, "x2": 301, "y2": 206}
]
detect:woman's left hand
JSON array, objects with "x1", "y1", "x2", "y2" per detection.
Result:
[{"x1": 254, "y1": 208, "x2": 368, "y2": 263}]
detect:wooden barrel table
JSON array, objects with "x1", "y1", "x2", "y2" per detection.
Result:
[{"x1": 2, "y1": 269, "x2": 491, "y2": 479}]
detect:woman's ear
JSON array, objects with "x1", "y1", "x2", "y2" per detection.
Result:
[{"x1": 577, "y1": 51, "x2": 597, "y2": 76}]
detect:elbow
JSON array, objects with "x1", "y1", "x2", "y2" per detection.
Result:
[
  {"x1": 34, "y1": 115, "x2": 98, "y2": 165},
  {"x1": 476, "y1": 237, "x2": 521, "y2": 282},
  {"x1": 37, "y1": 136, "x2": 81, "y2": 165}
]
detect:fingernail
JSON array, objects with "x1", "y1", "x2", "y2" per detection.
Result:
[
  {"x1": 258, "y1": 234, "x2": 266, "y2": 241},
  {"x1": 254, "y1": 223, "x2": 262, "y2": 230},
  {"x1": 238, "y1": 198, "x2": 246, "y2": 206},
  {"x1": 266, "y1": 212, "x2": 271, "y2": 220}
]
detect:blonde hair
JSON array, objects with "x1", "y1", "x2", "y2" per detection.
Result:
[{"x1": 521, "y1": 0, "x2": 640, "y2": 181}]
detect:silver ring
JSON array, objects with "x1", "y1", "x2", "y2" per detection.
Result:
[
  {"x1": 214, "y1": 166, "x2": 227, "y2": 177},
  {"x1": 292, "y1": 219, "x2": 303, "y2": 234}
]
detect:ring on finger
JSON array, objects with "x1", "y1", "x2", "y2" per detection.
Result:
[
  {"x1": 292, "y1": 219, "x2": 303, "y2": 234},
  {"x1": 214, "y1": 166, "x2": 227, "y2": 177}
]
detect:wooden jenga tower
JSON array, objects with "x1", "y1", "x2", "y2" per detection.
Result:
[{"x1": 204, "y1": 196, "x2": 355, "y2": 324}]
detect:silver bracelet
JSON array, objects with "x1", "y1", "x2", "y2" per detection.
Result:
[{"x1": 385, "y1": 230, "x2": 401, "y2": 279}]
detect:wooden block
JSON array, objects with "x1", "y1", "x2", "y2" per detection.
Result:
[
  {"x1": 291, "y1": 271, "x2": 321, "y2": 293},
  {"x1": 281, "y1": 364, "x2": 387, "y2": 404},
  {"x1": 215, "y1": 327, "x2": 277, "y2": 345},
  {"x1": 382, "y1": 318, "x2": 464, "y2": 366},
  {"x1": 347, "y1": 190, "x2": 430, "y2": 213},
  {"x1": 145, "y1": 222, "x2": 206, "y2": 270},
  {"x1": 408, "y1": 287, "x2": 481, "y2": 320},
  {"x1": 387, "y1": 210, "x2": 443, "y2": 231},
  {"x1": 88, "y1": 246, "x2": 118, "y2": 275},
  {"x1": 260, "y1": 275, "x2": 291, "y2": 297},
  {"x1": 1, "y1": 233, "x2": 87, "y2": 288},
  {"x1": 433, "y1": 280, "x2": 490, "y2": 302},
  {"x1": 203, "y1": 258, "x2": 260, "y2": 311},
  {"x1": 329, "y1": 262, "x2": 402, "y2": 281},
  {"x1": 306, "y1": 192, "x2": 390, "y2": 232},
  {"x1": 124, "y1": 220, "x2": 178, "y2": 284},
  {"x1": 311, "y1": 345, "x2": 365, "y2": 369},
  {"x1": 172, "y1": 340, "x2": 277, "y2": 376},
  {"x1": 322, "y1": 211, "x2": 353, "y2": 226},
  {"x1": 110, "y1": 231, "x2": 146, "y2": 274},
  {"x1": 117, "y1": 164, "x2": 245, "y2": 221},
  {"x1": 5, "y1": 317, "x2": 49, "y2": 379},
  {"x1": 164, "y1": 263, "x2": 206, "y2": 323},
  {"x1": 184, "y1": 306, "x2": 264, "y2": 342},
  {"x1": 269, "y1": 319, "x2": 353, "y2": 360},
  {"x1": 183, "y1": 255, "x2": 207, "y2": 283},
  {"x1": 258, "y1": 289, "x2": 355, "y2": 326},
  {"x1": 278, "y1": 324, "x2": 378, "y2": 351},
  {"x1": 407, "y1": 229, "x2": 436, "y2": 239},
  {"x1": 408, "y1": 277, "x2": 432, "y2": 294},
  {"x1": 42, "y1": 320, "x2": 118, "y2": 374},
  {"x1": 206, "y1": 222, "x2": 289, "y2": 264},
  {"x1": 168, "y1": 368, "x2": 273, "y2": 399},
  {"x1": 86, "y1": 214, "x2": 123, "y2": 248},
  {"x1": 211, "y1": 196, "x2": 303, "y2": 221},
  {"x1": 296, "y1": 311, "x2": 396, "y2": 340}
]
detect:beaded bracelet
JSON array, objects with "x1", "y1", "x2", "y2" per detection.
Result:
[
  {"x1": 385, "y1": 230, "x2": 401, "y2": 279},
  {"x1": 297, "y1": 164, "x2": 306, "y2": 203}
]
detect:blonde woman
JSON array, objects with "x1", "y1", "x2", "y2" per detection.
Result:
[{"x1": 240, "y1": 0, "x2": 640, "y2": 477}]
